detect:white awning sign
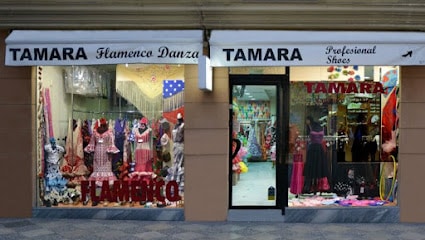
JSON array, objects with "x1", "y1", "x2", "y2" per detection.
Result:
[
  {"x1": 5, "y1": 30, "x2": 203, "y2": 66},
  {"x1": 210, "y1": 30, "x2": 425, "y2": 66}
]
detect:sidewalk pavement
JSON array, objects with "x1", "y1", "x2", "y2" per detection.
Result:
[{"x1": 1, "y1": 218, "x2": 425, "y2": 240}]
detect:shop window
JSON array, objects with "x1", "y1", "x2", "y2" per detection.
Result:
[
  {"x1": 36, "y1": 64, "x2": 185, "y2": 208},
  {"x1": 288, "y1": 66, "x2": 399, "y2": 208}
]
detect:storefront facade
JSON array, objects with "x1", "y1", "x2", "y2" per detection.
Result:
[
  {"x1": 210, "y1": 31, "x2": 410, "y2": 222},
  {"x1": 2, "y1": 1, "x2": 425, "y2": 223}
]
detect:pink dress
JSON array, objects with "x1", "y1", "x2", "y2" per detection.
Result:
[
  {"x1": 61, "y1": 119, "x2": 88, "y2": 184},
  {"x1": 129, "y1": 128, "x2": 153, "y2": 181},
  {"x1": 84, "y1": 129, "x2": 119, "y2": 186},
  {"x1": 290, "y1": 153, "x2": 304, "y2": 194}
]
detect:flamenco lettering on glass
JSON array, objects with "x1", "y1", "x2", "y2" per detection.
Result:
[{"x1": 80, "y1": 179, "x2": 182, "y2": 203}]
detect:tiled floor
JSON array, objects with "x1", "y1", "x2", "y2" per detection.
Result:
[
  {"x1": 1, "y1": 218, "x2": 424, "y2": 240},
  {"x1": 232, "y1": 161, "x2": 276, "y2": 206}
]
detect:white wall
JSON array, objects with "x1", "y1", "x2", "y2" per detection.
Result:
[{"x1": 41, "y1": 66, "x2": 71, "y2": 141}]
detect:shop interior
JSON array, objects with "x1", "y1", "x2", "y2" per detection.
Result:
[{"x1": 231, "y1": 86, "x2": 277, "y2": 206}]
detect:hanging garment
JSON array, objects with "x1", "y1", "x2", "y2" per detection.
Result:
[
  {"x1": 61, "y1": 119, "x2": 89, "y2": 185},
  {"x1": 112, "y1": 118, "x2": 126, "y2": 177},
  {"x1": 290, "y1": 153, "x2": 304, "y2": 195},
  {"x1": 81, "y1": 120, "x2": 93, "y2": 174},
  {"x1": 166, "y1": 122, "x2": 185, "y2": 194}
]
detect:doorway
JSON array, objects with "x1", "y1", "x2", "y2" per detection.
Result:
[{"x1": 229, "y1": 74, "x2": 289, "y2": 213}]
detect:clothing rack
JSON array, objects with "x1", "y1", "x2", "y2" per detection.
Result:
[
  {"x1": 72, "y1": 109, "x2": 143, "y2": 114},
  {"x1": 297, "y1": 135, "x2": 350, "y2": 143},
  {"x1": 238, "y1": 119, "x2": 271, "y2": 124},
  {"x1": 72, "y1": 109, "x2": 145, "y2": 119}
]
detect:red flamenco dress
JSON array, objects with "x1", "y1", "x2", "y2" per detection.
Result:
[
  {"x1": 129, "y1": 118, "x2": 154, "y2": 184},
  {"x1": 290, "y1": 140, "x2": 305, "y2": 195},
  {"x1": 61, "y1": 119, "x2": 89, "y2": 186}
]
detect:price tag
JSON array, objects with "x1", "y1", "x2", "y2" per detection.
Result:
[
  {"x1": 138, "y1": 139, "x2": 143, "y2": 143},
  {"x1": 98, "y1": 139, "x2": 104, "y2": 143}
]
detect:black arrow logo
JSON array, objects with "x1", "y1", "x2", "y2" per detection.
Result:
[{"x1": 402, "y1": 51, "x2": 413, "y2": 57}]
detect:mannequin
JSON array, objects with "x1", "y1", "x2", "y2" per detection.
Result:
[
  {"x1": 84, "y1": 118, "x2": 119, "y2": 188},
  {"x1": 129, "y1": 117, "x2": 154, "y2": 182},
  {"x1": 166, "y1": 113, "x2": 185, "y2": 196},
  {"x1": 302, "y1": 116, "x2": 330, "y2": 194},
  {"x1": 44, "y1": 137, "x2": 67, "y2": 206}
]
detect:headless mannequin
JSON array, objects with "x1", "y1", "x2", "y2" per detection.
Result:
[{"x1": 44, "y1": 137, "x2": 67, "y2": 206}]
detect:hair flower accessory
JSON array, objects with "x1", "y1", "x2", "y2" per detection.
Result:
[
  {"x1": 140, "y1": 117, "x2": 148, "y2": 125},
  {"x1": 99, "y1": 118, "x2": 107, "y2": 126}
]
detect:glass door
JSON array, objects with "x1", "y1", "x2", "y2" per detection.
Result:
[{"x1": 229, "y1": 75, "x2": 289, "y2": 210}]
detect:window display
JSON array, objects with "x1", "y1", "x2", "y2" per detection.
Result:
[
  {"x1": 37, "y1": 64, "x2": 185, "y2": 208},
  {"x1": 288, "y1": 66, "x2": 399, "y2": 208}
]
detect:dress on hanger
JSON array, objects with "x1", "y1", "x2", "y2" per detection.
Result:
[
  {"x1": 112, "y1": 118, "x2": 126, "y2": 177},
  {"x1": 61, "y1": 119, "x2": 89, "y2": 185},
  {"x1": 82, "y1": 119, "x2": 93, "y2": 173},
  {"x1": 160, "y1": 131, "x2": 173, "y2": 169},
  {"x1": 166, "y1": 120, "x2": 185, "y2": 194},
  {"x1": 290, "y1": 140, "x2": 305, "y2": 195}
]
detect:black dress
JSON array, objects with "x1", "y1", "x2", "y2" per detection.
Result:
[
  {"x1": 303, "y1": 127, "x2": 330, "y2": 193},
  {"x1": 351, "y1": 124, "x2": 368, "y2": 162}
]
